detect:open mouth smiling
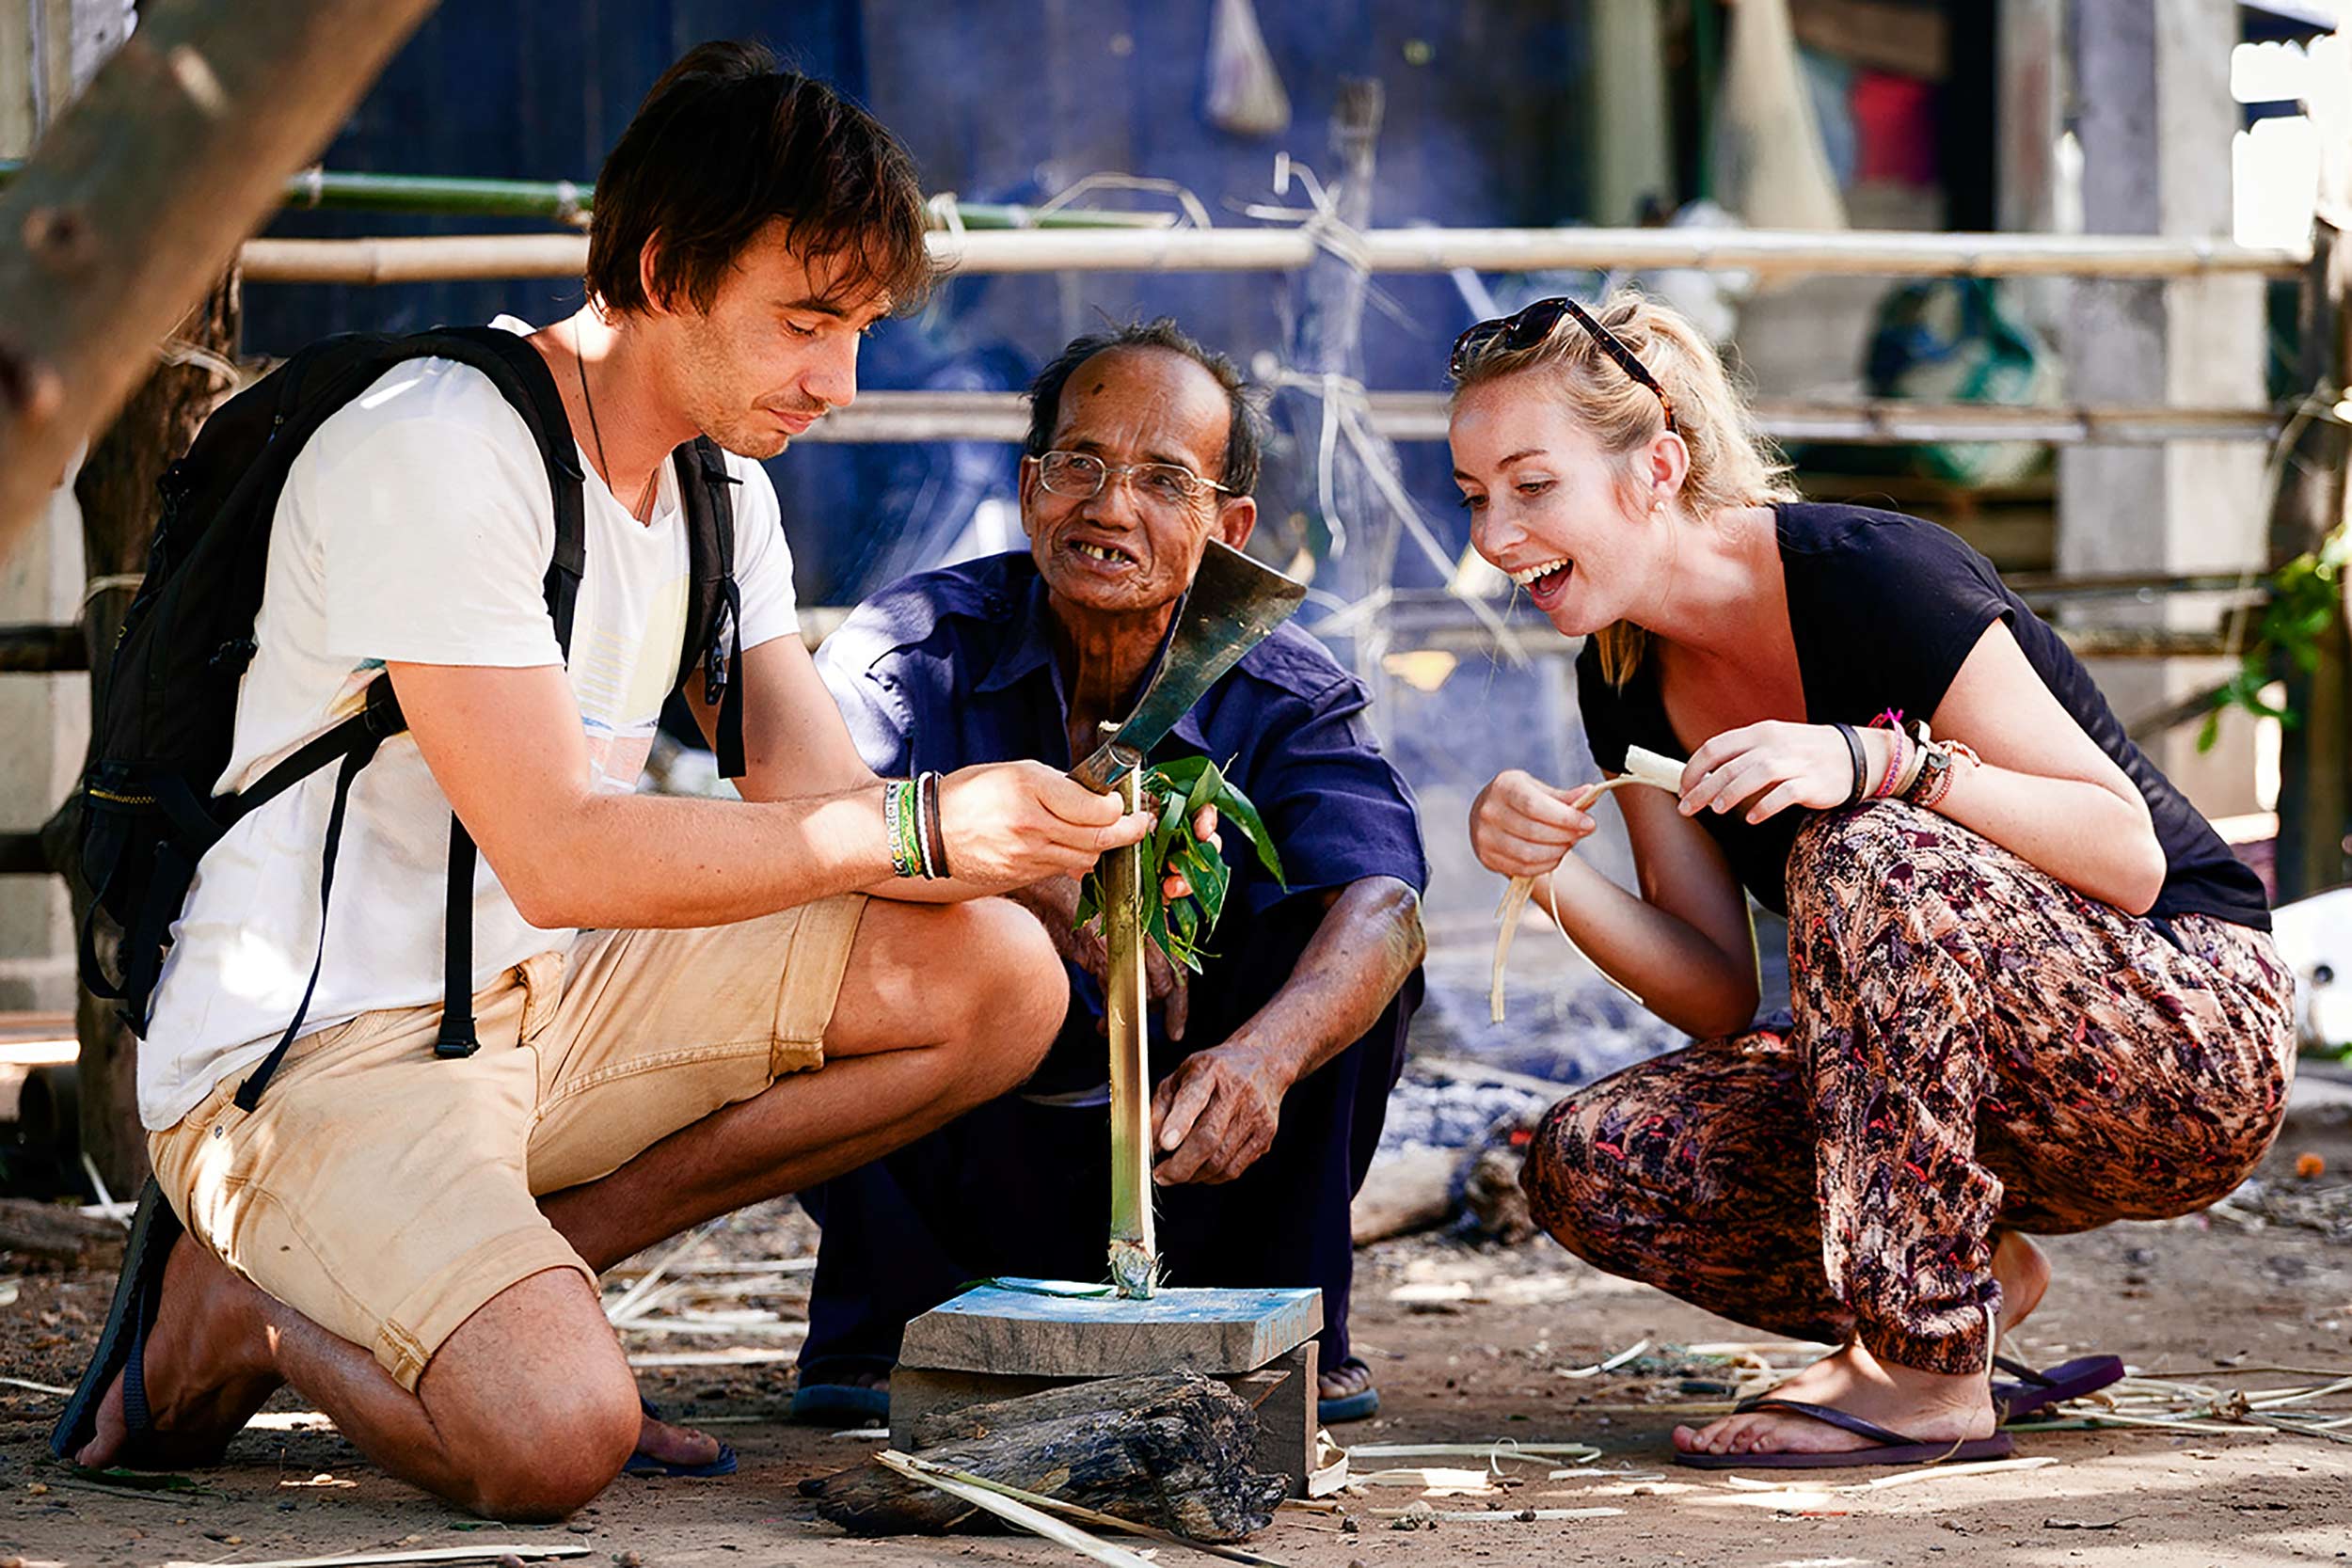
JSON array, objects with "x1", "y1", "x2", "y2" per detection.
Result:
[
  {"x1": 1069, "y1": 539, "x2": 1140, "y2": 568},
  {"x1": 1507, "y1": 557, "x2": 1573, "y2": 603}
]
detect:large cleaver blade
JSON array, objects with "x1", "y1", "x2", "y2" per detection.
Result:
[{"x1": 1069, "y1": 539, "x2": 1307, "y2": 791}]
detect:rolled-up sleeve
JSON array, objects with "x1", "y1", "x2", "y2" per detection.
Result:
[
  {"x1": 1235, "y1": 678, "x2": 1426, "y2": 921},
  {"x1": 814, "y1": 618, "x2": 917, "y2": 780}
]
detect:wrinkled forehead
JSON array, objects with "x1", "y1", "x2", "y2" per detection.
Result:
[{"x1": 1050, "y1": 347, "x2": 1230, "y2": 469}]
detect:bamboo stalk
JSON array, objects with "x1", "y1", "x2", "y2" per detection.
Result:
[
  {"x1": 1105, "y1": 764, "x2": 1157, "y2": 1298},
  {"x1": 874, "y1": 1449, "x2": 1159, "y2": 1568},
  {"x1": 0, "y1": 159, "x2": 1182, "y2": 230},
  {"x1": 882, "y1": 1451, "x2": 1295, "y2": 1568},
  {"x1": 787, "y1": 390, "x2": 2282, "y2": 449},
  {"x1": 231, "y1": 226, "x2": 2310, "y2": 288}
]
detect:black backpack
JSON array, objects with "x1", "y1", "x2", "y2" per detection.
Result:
[{"x1": 78, "y1": 325, "x2": 749, "y2": 1111}]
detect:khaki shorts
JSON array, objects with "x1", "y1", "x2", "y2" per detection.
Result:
[{"x1": 150, "y1": 895, "x2": 866, "y2": 1390}]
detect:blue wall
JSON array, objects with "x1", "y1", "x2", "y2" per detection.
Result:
[{"x1": 247, "y1": 2, "x2": 1601, "y2": 601}]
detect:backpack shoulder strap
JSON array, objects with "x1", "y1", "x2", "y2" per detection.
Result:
[
  {"x1": 385, "y1": 327, "x2": 592, "y2": 1062},
  {"x1": 677, "y1": 436, "x2": 747, "y2": 779},
  {"x1": 402, "y1": 327, "x2": 588, "y2": 657}
]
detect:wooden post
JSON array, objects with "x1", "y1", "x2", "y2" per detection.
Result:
[
  {"x1": 2060, "y1": 0, "x2": 2271, "y2": 821},
  {"x1": 0, "y1": 0, "x2": 439, "y2": 560},
  {"x1": 2272, "y1": 31, "x2": 2352, "y2": 900},
  {"x1": 40, "y1": 277, "x2": 239, "y2": 1194}
]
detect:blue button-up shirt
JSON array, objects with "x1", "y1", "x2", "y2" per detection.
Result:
[{"x1": 817, "y1": 551, "x2": 1427, "y2": 1060}]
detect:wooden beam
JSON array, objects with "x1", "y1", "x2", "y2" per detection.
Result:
[
  {"x1": 0, "y1": 830, "x2": 44, "y2": 875},
  {"x1": 0, "y1": 0, "x2": 438, "y2": 567},
  {"x1": 0, "y1": 621, "x2": 86, "y2": 671},
  {"x1": 1790, "y1": 0, "x2": 1948, "y2": 80}
]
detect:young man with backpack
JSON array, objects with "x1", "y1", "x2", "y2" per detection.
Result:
[{"x1": 53, "y1": 42, "x2": 1150, "y2": 1519}]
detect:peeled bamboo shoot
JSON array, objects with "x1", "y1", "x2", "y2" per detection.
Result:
[
  {"x1": 1105, "y1": 767, "x2": 1158, "y2": 1298},
  {"x1": 1488, "y1": 747, "x2": 1687, "y2": 1022}
]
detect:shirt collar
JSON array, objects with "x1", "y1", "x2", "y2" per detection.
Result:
[
  {"x1": 974, "y1": 566, "x2": 1061, "y2": 695},
  {"x1": 971, "y1": 562, "x2": 1238, "y2": 755}
]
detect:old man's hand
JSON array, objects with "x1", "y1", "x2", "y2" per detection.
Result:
[
  {"x1": 1150, "y1": 1040, "x2": 1289, "y2": 1185},
  {"x1": 938, "y1": 761, "x2": 1153, "y2": 890}
]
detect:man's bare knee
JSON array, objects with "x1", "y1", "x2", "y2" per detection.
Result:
[
  {"x1": 459, "y1": 1397, "x2": 637, "y2": 1520},
  {"x1": 418, "y1": 1270, "x2": 641, "y2": 1518},
  {"x1": 955, "y1": 895, "x2": 1067, "y2": 1085}
]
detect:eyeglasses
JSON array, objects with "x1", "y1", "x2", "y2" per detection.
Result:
[
  {"x1": 1449, "y1": 296, "x2": 1678, "y2": 435},
  {"x1": 1033, "y1": 450, "x2": 1235, "y2": 511}
]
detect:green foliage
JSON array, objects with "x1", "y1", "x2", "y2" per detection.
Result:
[
  {"x1": 1075, "y1": 755, "x2": 1286, "y2": 974},
  {"x1": 2202, "y1": 527, "x2": 2350, "y2": 751}
]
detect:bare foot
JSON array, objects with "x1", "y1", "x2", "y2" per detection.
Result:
[
  {"x1": 73, "y1": 1235, "x2": 283, "y2": 1470},
  {"x1": 631, "y1": 1409, "x2": 726, "y2": 1470},
  {"x1": 1319, "y1": 1357, "x2": 1376, "y2": 1405},
  {"x1": 1992, "y1": 1231, "x2": 2052, "y2": 1338},
  {"x1": 1672, "y1": 1339, "x2": 1995, "y2": 1459}
]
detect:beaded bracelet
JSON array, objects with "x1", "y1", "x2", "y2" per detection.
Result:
[
  {"x1": 883, "y1": 779, "x2": 925, "y2": 879},
  {"x1": 1909, "y1": 738, "x2": 1979, "y2": 810},
  {"x1": 1873, "y1": 724, "x2": 1910, "y2": 799},
  {"x1": 1904, "y1": 745, "x2": 1952, "y2": 808}
]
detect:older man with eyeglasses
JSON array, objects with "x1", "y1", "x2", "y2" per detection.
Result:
[{"x1": 796, "y1": 320, "x2": 1428, "y2": 1428}]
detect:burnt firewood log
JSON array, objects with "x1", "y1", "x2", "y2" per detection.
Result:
[{"x1": 801, "y1": 1370, "x2": 1284, "y2": 1541}]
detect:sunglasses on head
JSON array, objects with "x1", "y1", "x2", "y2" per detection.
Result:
[{"x1": 1449, "y1": 296, "x2": 1678, "y2": 435}]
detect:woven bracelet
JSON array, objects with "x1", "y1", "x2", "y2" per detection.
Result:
[{"x1": 884, "y1": 780, "x2": 923, "y2": 879}]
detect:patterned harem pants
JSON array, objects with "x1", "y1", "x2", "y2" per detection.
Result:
[{"x1": 1521, "y1": 802, "x2": 2296, "y2": 1375}]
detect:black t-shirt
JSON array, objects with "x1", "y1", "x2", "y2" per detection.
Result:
[{"x1": 1576, "y1": 501, "x2": 2271, "y2": 929}]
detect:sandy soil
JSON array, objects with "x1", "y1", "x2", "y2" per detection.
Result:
[{"x1": 7, "y1": 1115, "x2": 2352, "y2": 1568}]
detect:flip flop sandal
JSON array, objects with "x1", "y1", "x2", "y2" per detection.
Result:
[
  {"x1": 1992, "y1": 1354, "x2": 2125, "y2": 1423},
  {"x1": 788, "y1": 1381, "x2": 891, "y2": 1427},
  {"x1": 1674, "y1": 1398, "x2": 2015, "y2": 1470},
  {"x1": 626, "y1": 1396, "x2": 738, "y2": 1478},
  {"x1": 1317, "y1": 1357, "x2": 1381, "y2": 1425},
  {"x1": 51, "y1": 1179, "x2": 181, "y2": 1465}
]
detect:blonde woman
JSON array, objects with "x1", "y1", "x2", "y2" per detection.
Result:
[{"x1": 1452, "y1": 293, "x2": 2292, "y2": 1468}]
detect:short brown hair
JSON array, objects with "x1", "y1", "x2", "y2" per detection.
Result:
[{"x1": 586, "y1": 41, "x2": 934, "y2": 317}]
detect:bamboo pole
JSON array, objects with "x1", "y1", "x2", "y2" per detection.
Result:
[
  {"x1": 1104, "y1": 765, "x2": 1157, "y2": 1300},
  {"x1": 0, "y1": 159, "x2": 1185, "y2": 230},
  {"x1": 232, "y1": 225, "x2": 2310, "y2": 287},
  {"x1": 0, "y1": 0, "x2": 441, "y2": 558},
  {"x1": 785, "y1": 389, "x2": 2281, "y2": 448}
]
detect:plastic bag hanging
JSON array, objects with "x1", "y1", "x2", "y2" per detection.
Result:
[
  {"x1": 1205, "y1": 0, "x2": 1291, "y2": 137},
  {"x1": 1709, "y1": 0, "x2": 1847, "y2": 231}
]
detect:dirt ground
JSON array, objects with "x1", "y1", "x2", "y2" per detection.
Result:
[{"x1": 7, "y1": 1107, "x2": 2352, "y2": 1568}]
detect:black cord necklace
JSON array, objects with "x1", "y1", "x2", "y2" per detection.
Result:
[{"x1": 573, "y1": 320, "x2": 658, "y2": 522}]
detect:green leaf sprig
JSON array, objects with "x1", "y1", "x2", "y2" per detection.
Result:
[
  {"x1": 2202, "y1": 525, "x2": 2350, "y2": 751},
  {"x1": 1074, "y1": 754, "x2": 1284, "y2": 974}
]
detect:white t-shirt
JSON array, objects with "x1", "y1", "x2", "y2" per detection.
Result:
[{"x1": 139, "y1": 319, "x2": 800, "y2": 1130}]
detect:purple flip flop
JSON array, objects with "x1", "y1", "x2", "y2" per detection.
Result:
[
  {"x1": 1992, "y1": 1354, "x2": 2125, "y2": 1422},
  {"x1": 1674, "y1": 1398, "x2": 2015, "y2": 1470}
]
